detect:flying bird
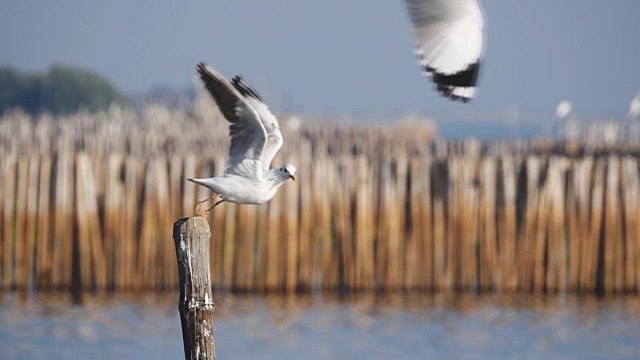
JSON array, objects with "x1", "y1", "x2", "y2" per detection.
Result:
[
  {"x1": 188, "y1": 62, "x2": 296, "y2": 216},
  {"x1": 404, "y1": 0, "x2": 485, "y2": 102}
]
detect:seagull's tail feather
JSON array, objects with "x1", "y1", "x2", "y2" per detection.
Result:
[{"x1": 187, "y1": 177, "x2": 215, "y2": 190}]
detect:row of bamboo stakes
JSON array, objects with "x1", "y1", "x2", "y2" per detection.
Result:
[{"x1": 1, "y1": 105, "x2": 640, "y2": 295}]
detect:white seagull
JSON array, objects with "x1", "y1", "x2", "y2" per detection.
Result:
[
  {"x1": 188, "y1": 62, "x2": 296, "y2": 216},
  {"x1": 404, "y1": 0, "x2": 485, "y2": 102}
]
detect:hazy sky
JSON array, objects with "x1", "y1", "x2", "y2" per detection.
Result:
[{"x1": 2, "y1": 0, "x2": 639, "y2": 122}]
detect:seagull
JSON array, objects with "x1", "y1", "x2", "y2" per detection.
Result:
[
  {"x1": 404, "y1": 0, "x2": 485, "y2": 102},
  {"x1": 188, "y1": 62, "x2": 296, "y2": 216}
]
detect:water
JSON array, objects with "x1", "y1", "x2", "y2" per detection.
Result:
[{"x1": 1, "y1": 292, "x2": 639, "y2": 359}]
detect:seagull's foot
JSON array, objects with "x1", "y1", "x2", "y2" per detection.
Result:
[
  {"x1": 200, "y1": 199, "x2": 226, "y2": 216},
  {"x1": 195, "y1": 193, "x2": 218, "y2": 217}
]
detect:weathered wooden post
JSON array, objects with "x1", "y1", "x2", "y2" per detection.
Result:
[{"x1": 172, "y1": 216, "x2": 216, "y2": 360}]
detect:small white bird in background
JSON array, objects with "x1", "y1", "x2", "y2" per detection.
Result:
[
  {"x1": 629, "y1": 91, "x2": 640, "y2": 120},
  {"x1": 403, "y1": 0, "x2": 485, "y2": 102},
  {"x1": 555, "y1": 100, "x2": 572, "y2": 121},
  {"x1": 188, "y1": 62, "x2": 296, "y2": 216}
]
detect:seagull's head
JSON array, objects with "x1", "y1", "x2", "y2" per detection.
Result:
[{"x1": 279, "y1": 163, "x2": 296, "y2": 182}]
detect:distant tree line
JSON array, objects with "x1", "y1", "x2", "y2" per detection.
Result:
[{"x1": 0, "y1": 64, "x2": 126, "y2": 116}]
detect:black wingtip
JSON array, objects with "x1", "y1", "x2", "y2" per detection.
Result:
[
  {"x1": 434, "y1": 84, "x2": 474, "y2": 103},
  {"x1": 196, "y1": 61, "x2": 207, "y2": 74},
  {"x1": 231, "y1": 74, "x2": 265, "y2": 102},
  {"x1": 425, "y1": 61, "x2": 481, "y2": 102}
]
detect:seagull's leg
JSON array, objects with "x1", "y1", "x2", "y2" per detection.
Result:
[
  {"x1": 211, "y1": 199, "x2": 226, "y2": 209},
  {"x1": 200, "y1": 199, "x2": 226, "y2": 217},
  {"x1": 195, "y1": 193, "x2": 217, "y2": 216}
]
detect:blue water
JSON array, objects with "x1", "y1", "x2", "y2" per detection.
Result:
[{"x1": 1, "y1": 293, "x2": 639, "y2": 359}]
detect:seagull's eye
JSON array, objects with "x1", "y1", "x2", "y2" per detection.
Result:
[{"x1": 283, "y1": 168, "x2": 288, "y2": 173}]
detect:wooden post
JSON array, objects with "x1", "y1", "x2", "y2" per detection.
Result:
[{"x1": 173, "y1": 216, "x2": 216, "y2": 360}]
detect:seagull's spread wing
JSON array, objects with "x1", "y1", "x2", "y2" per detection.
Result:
[
  {"x1": 196, "y1": 62, "x2": 267, "y2": 178},
  {"x1": 404, "y1": 0, "x2": 484, "y2": 102},
  {"x1": 231, "y1": 76, "x2": 284, "y2": 173}
]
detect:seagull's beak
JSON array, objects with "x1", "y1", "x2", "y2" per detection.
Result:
[{"x1": 289, "y1": 174, "x2": 295, "y2": 181}]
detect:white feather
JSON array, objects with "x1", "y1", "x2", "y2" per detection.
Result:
[{"x1": 404, "y1": 0, "x2": 485, "y2": 101}]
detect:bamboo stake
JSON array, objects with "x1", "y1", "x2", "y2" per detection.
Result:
[
  {"x1": 432, "y1": 161, "x2": 447, "y2": 291},
  {"x1": 2, "y1": 155, "x2": 17, "y2": 289},
  {"x1": 52, "y1": 142, "x2": 74, "y2": 289},
  {"x1": 354, "y1": 156, "x2": 374, "y2": 290},
  {"x1": 173, "y1": 216, "x2": 216, "y2": 360},
  {"x1": 405, "y1": 158, "x2": 423, "y2": 289},
  {"x1": 317, "y1": 157, "x2": 336, "y2": 290},
  {"x1": 255, "y1": 204, "x2": 269, "y2": 292},
  {"x1": 394, "y1": 156, "x2": 409, "y2": 290},
  {"x1": 24, "y1": 155, "x2": 40, "y2": 290},
  {"x1": 588, "y1": 158, "x2": 606, "y2": 292},
  {"x1": 464, "y1": 157, "x2": 479, "y2": 291},
  {"x1": 576, "y1": 157, "x2": 594, "y2": 292},
  {"x1": 520, "y1": 156, "x2": 541, "y2": 291},
  {"x1": 233, "y1": 204, "x2": 251, "y2": 291},
  {"x1": 621, "y1": 157, "x2": 638, "y2": 292},
  {"x1": 75, "y1": 153, "x2": 107, "y2": 290},
  {"x1": 532, "y1": 158, "x2": 549, "y2": 293},
  {"x1": 284, "y1": 156, "x2": 300, "y2": 293},
  {"x1": 222, "y1": 204, "x2": 236, "y2": 292},
  {"x1": 545, "y1": 157, "x2": 567, "y2": 292},
  {"x1": 211, "y1": 157, "x2": 227, "y2": 289},
  {"x1": 105, "y1": 153, "x2": 124, "y2": 289},
  {"x1": 243, "y1": 205, "x2": 257, "y2": 291},
  {"x1": 155, "y1": 157, "x2": 175, "y2": 289},
  {"x1": 36, "y1": 157, "x2": 52, "y2": 288},
  {"x1": 604, "y1": 156, "x2": 622, "y2": 293},
  {"x1": 333, "y1": 159, "x2": 354, "y2": 291},
  {"x1": 297, "y1": 146, "x2": 313, "y2": 291},
  {"x1": 567, "y1": 159, "x2": 585, "y2": 291},
  {"x1": 376, "y1": 158, "x2": 391, "y2": 289},
  {"x1": 479, "y1": 157, "x2": 497, "y2": 291},
  {"x1": 142, "y1": 158, "x2": 159, "y2": 290},
  {"x1": 124, "y1": 157, "x2": 143, "y2": 290},
  {"x1": 0, "y1": 155, "x2": 5, "y2": 289},
  {"x1": 409, "y1": 157, "x2": 432, "y2": 290},
  {"x1": 15, "y1": 156, "x2": 29, "y2": 289},
  {"x1": 498, "y1": 156, "x2": 519, "y2": 291},
  {"x1": 447, "y1": 157, "x2": 464, "y2": 291},
  {"x1": 265, "y1": 191, "x2": 280, "y2": 292}
]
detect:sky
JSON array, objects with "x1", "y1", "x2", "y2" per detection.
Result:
[{"x1": 1, "y1": 0, "x2": 640, "y2": 124}]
